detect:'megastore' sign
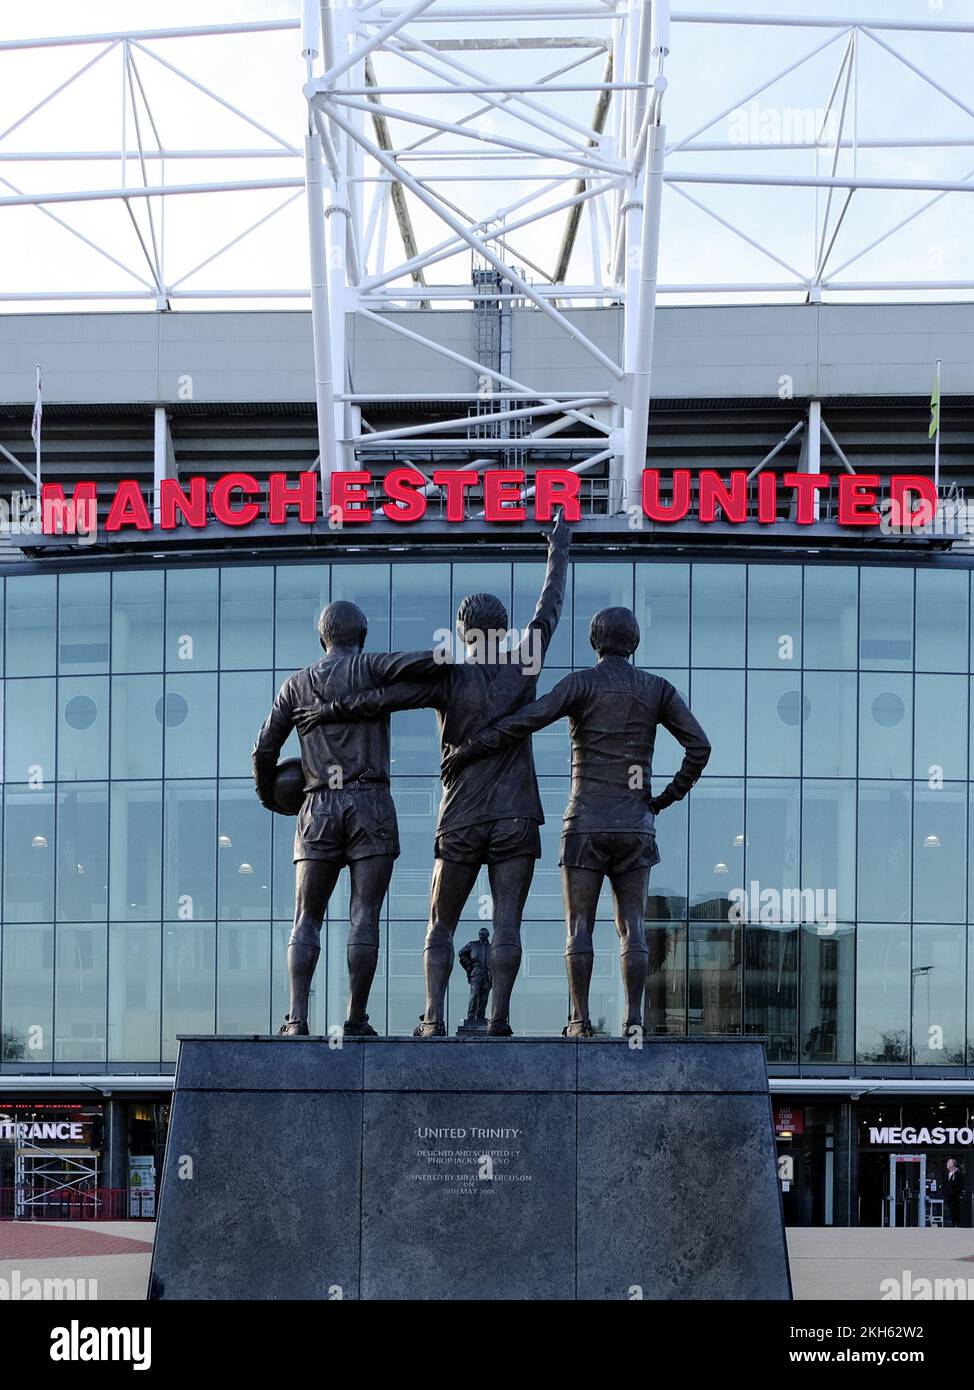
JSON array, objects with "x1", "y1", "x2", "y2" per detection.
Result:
[{"x1": 39, "y1": 467, "x2": 942, "y2": 534}]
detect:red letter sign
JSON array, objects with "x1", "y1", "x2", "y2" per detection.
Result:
[
  {"x1": 642, "y1": 469, "x2": 691, "y2": 522},
  {"x1": 382, "y1": 467, "x2": 427, "y2": 523}
]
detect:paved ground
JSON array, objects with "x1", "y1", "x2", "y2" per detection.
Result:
[
  {"x1": 0, "y1": 1221, "x2": 154, "y2": 1300},
  {"x1": 787, "y1": 1228, "x2": 974, "y2": 1301},
  {"x1": 0, "y1": 1223, "x2": 972, "y2": 1299}
]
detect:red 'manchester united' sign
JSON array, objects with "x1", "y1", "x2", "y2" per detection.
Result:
[{"x1": 39, "y1": 468, "x2": 941, "y2": 533}]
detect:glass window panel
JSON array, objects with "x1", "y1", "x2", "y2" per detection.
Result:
[
  {"x1": 392, "y1": 564, "x2": 450, "y2": 651},
  {"x1": 523, "y1": 779, "x2": 572, "y2": 922},
  {"x1": 803, "y1": 671, "x2": 857, "y2": 777},
  {"x1": 219, "y1": 671, "x2": 274, "y2": 777},
  {"x1": 389, "y1": 919, "x2": 425, "y2": 1038},
  {"x1": 332, "y1": 563, "x2": 391, "y2": 655},
  {"x1": 688, "y1": 923, "x2": 742, "y2": 1034},
  {"x1": 58, "y1": 572, "x2": 109, "y2": 673},
  {"x1": 572, "y1": 563, "x2": 632, "y2": 667},
  {"x1": 510, "y1": 920, "x2": 569, "y2": 1039},
  {"x1": 913, "y1": 783, "x2": 966, "y2": 924},
  {"x1": 4, "y1": 788, "x2": 55, "y2": 921},
  {"x1": 635, "y1": 562, "x2": 689, "y2": 667},
  {"x1": 112, "y1": 570, "x2": 164, "y2": 673},
  {"x1": 273, "y1": 814, "x2": 297, "y2": 922},
  {"x1": 859, "y1": 566, "x2": 913, "y2": 670},
  {"x1": 856, "y1": 923, "x2": 910, "y2": 1063},
  {"x1": 646, "y1": 797, "x2": 688, "y2": 921},
  {"x1": 648, "y1": 669, "x2": 690, "y2": 781},
  {"x1": 111, "y1": 675, "x2": 162, "y2": 779},
  {"x1": 747, "y1": 565, "x2": 801, "y2": 667},
  {"x1": 388, "y1": 780, "x2": 437, "y2": 922},
  {"x1": 746, "y1": 671, "x2": 802, "y2": 777},
  {"x1": 744, "y1": 925, "x2": 798, "y2": 1061},
  {"x1": 800, "y1": 923, "x2": 854, "y2": 1063},
  {"x1": 166, "y1": 568, "x2": 218, "y2": 670},
  {"x1": 220, "y1": 566, "x2": 273, "y2": 670},
  {"x1": 804, "y1": 566, "x2": 858, "y2": 670},
  {"x1": 689, "y1": 778, "x2": 743, "y2": 919},
  {"x1": 57, "y1": 786, "x2": 108, "y2": 922},
  {"x1": 912, "y1": 924, "x2": 965, "y2": 1065},
  {"x1": 690, "y1": 669, "x2": 743, "y2": 776},
  {"x1": 108, "y1": 922, "x2": 161, "y2": 1063},
  {"x1": 217, "y1": 923, "x2": 271, "y2": 1033},
  {"x1": 58, "y1": 675, "x2": 108, "y2": 781},
  {"x1": 164, "y1": 782, "x2": 217, "y2": 921},
  {"x1": 271, "y1": 923, "x2": 293, "y2": 1036},
  {"x1": 968, "y1": 926, "x2": 974, "y2": 1066},
  {"x1": 1, "y1": 923, "x2": 53, "y2": 1061},
  {"x1": 744, "y1": 780, "x2": 800, "y2": 919},
  {"x1": 690, "y1": 564, "x2": 745, "y2": 667},
  {"x1": 510, "y1": 666, "x2": 570, "y2": 779},
  {"x1": 274, "y1": 564, "x2": 330, "y2": 670},
  {"x1": 162, "y1": 922, "x2": 215, "y2": 1060},
  {"x1": 5, "y1": 676, "x2": 55, "y2": 783},
  {"x1": 55, "y1": 924, "x2": 106, "y2": 1062},
  {"x1": 645, "y1": 923, "x2": 686, "y2": 1034},
  {"x1": 801, "y1": 780, "x2": 856, "y2": 924},
  {"x1": 109, "y1": 782, "x2": 162, "y2": 920},
  {"x1": 390, "y1": 705, "x2": 441, "y2": 777},
  {"x1": 515, "y1": 562, "x2": 572, "y2": 668},
  {"x1": 162, "y1": 672, "x2": 217, "y2": 778},
  {"x1": 916, "y1": 568, "x2": 968, "y2": 672},
  {"x1": 217, "y1": 782, "x2": 272, "y2": 920},
  {"x1": 915, "y1": 674, "x2": 966, "y2": 782},
  {"x1": 6, "y1": 574, "x2": 56, "y2": 676},
  {"x1": 858, "y1": 781, "x2": 911, "y2": 923},
  {"x1": 859, "y1": 672, "x2": 913, "y2": 779}
]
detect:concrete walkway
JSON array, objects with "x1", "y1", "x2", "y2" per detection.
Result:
[
  {"x1": 1, "y1": 1222, "x2": 972, "y2": 1300},
  {"x1": 787, "y1": 1227, "x2": 974, "y2": 1300},
  {"x1": 0, "y1": 1220, "x2": 154, "y2": 1301}
]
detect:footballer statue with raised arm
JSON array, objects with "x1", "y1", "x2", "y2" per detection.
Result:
[
  {"x1": 445, "y1": 606, "x2": 711, "y2": 1039},
  {"x1": 293, "y1": 511, "x2": 572, "y2": 1037}
]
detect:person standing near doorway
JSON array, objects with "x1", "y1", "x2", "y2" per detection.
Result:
[{"x1": 945, "y1": 1158, "x2": 966, "y2": 1227}]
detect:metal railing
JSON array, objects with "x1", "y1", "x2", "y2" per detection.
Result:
[{"x1": 0, "y1": 1186, "x2": 156, "y2": 1221}]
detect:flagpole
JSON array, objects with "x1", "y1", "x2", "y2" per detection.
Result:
[
  {"x1": 33, "y1": 363, "x2": 41, "y2": 513},
  {"x1": 934, "y1": 357, "x2": 941, "y2": 494}
]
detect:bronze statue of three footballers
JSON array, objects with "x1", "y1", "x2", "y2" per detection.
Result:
[{"x1": 253, "y1": 514, "x2": 711, "y2": 1039}]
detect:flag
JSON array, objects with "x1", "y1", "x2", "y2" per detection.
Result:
[
  {"x1": 929, "y1": 363, "x2": 940, "y2": 441},
  {"x1": 31, "y1": 368, "x2": 42, "y2": 449}
]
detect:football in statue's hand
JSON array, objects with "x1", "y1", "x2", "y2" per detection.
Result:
[{"x1": 272, "y1": 758, "x2": 305, "y2": 816}]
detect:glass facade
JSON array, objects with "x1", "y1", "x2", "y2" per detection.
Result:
[{"x1": 0, "y1": 556, "x2": 972, "y2": 1065}]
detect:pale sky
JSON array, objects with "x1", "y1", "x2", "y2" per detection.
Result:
[{"x1": 2, "y1": 1, "x2": 974, "y2": 311}]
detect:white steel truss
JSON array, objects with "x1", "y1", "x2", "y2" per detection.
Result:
[{"x1": 4, "y1": 7, "x2": 974, "y2": 502}]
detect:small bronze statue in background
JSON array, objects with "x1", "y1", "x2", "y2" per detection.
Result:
[{"x1": 457, "y1": 927, "x2": 492, "y2": 1034}]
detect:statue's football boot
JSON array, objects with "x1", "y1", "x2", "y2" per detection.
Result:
[
  {"x1": 343, "y1": 1015, "x2": 378, "y2": 1037},
  {"x1": 278, "y1": 1015, "x2": 310, "y2": 1037},
  {"x1": 412, "y1": 1014, "x2": 446, "y2": 1038},
  {"x1": 486, "y1": 1018, "x2": 513, "y2": 1037},
  {"x1": 562, "y1": 1019, "x2": 595, "y2": 1039}
]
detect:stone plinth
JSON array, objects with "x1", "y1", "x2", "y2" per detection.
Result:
[{"x1": 148, "y1": 1036, "x2": 791, "y2": 1301}]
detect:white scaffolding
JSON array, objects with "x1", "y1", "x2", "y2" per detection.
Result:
[{"x1": 4, "y1": 6, "x2": 974, "y2": 504}]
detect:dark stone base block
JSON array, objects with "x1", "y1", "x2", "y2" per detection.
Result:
[{"x1": 149, "y1": 1036, "x2": 791, "y2": 1301}]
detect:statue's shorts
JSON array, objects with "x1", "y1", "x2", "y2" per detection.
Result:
[
  {"x1": 560, "y1": 830, "x2": 660, "y2": 874},
  {"x1": 293, "y1": 786, "x2": 400, "y2": 863},
  {"x1": 434, "y1": 816, "x2": 542, "y2": 865}
]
